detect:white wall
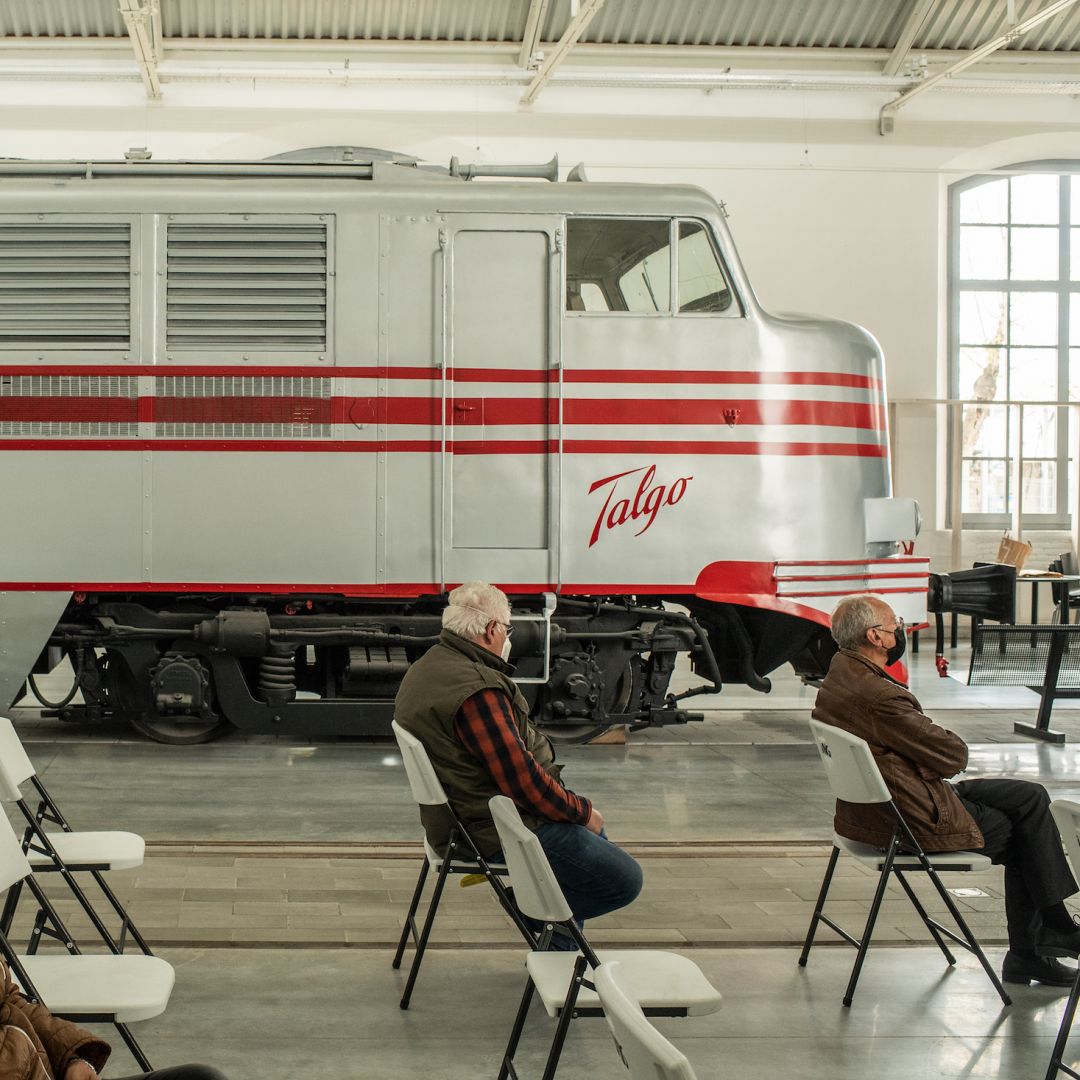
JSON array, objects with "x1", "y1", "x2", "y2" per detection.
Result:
[{"x1": 6, "y1": 76, "x2": 1080, "y2": 570}]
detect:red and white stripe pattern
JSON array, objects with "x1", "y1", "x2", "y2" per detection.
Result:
[{"x1": 0, "y1": 363, "x2": 886, "y2": 457}]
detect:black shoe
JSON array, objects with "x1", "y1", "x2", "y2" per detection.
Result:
[
  {"x1": 1036, "y1": 922, "x2": 1080, "y2": 959},
  {"x1": 1002, "y1": 951, "x2": 1078, "y2": 987}
]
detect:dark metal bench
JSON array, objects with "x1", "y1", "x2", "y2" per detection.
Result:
[{"x1": 968, "y1": 623, "x2": 1080, "y2": 744}]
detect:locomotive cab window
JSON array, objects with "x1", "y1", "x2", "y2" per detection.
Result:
[
  {"x1": 566, "y1": 217, "x2": 735, "y2": 315},
  {"x1": 566, "y1": 218, "x2": 670, "y2": 313}
]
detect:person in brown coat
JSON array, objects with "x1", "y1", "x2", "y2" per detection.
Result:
[
  {"x1": 814, "y1": 594, "x2": 1080, "y2": 988},
  {"x1": 0, "y1": 956, "x2": 227, "y2": 1080}
]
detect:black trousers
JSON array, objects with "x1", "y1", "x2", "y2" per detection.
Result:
[
  {"x1": 953, "y1": 777, "x2": 1078, "y2": 953},
  {"x1": 112, "y1": 1067, "x2": 227, "y2": 1080}
]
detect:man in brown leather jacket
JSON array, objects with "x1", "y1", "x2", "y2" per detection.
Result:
[
  {"x1": 0, "y1": 956, "x2": 227, "y2": 1080},
  {"x1": 814, "y1": 594, "x2": 1080, "y2": 988}
]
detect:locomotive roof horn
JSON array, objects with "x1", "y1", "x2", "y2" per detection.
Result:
[{"x1": 449, "y1": 154, "x2": 559, "y2": 182}]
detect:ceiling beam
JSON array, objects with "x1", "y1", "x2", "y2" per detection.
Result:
[
  {"x1": 117, "y1": 0, "x2": 162, "y2": 99},
  {"x1": 518, "y1": 0, "x2": 551, "y2": 68},
  {"x1": 880, "y1": 0, "x2": 1080, "y2": 133},
  {"x1": 521, "y1": 0, "x2": 607, "y2": 105},
  {"x1": 883, "y1": 0, "x2": 938, "y2": 76}
]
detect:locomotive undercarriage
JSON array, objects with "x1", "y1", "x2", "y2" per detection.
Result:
[{"x1": 26, "y1": 593, "x2": 835, "y2": 745}]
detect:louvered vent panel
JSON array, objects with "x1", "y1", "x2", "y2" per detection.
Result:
[
  {"x1": 0, "y1": 374, "x2": 137, "y2": 436},
  {"x1": 0, "y1": 223, "x2": 132, "y2": 349},
  {"x1": 155, "y1": 374, "x2": 331, "y2": 438},
  {"x1": 166, "y1": 223, "x2": 328, "y2": 351}
]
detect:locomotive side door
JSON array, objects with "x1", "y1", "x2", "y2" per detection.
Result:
[{"x1": 441, "y1": 214, "x2": 563, "y2": 588}]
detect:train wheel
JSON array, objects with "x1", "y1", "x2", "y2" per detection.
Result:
[
  {"x1": 128, "y1": 712, "x2": 232, "y2": 746},
  {"x1": 539, "y1": 659, "x2": 637, "y2": 745}
]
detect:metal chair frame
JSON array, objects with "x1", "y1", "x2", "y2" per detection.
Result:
[
  {"x1": 800, "y1": 721, "x2": 1011, "y2": 1008},
  {"x1": 390, "y1": 721, "x2": 537, "y2": 1010},
  {"x1": 1043, "y1": 799, "x2": 1080, "y2": 1080}
]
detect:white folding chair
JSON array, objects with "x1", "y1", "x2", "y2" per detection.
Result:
[
  {"x1": 489, "y1": 795, "x2": 720, "y2": 1080},
  {"x1": 799, "y1": 718, "x2": 1011, "y2": 1007},
  {"x1": 0, "y1": 716, "x2": 152, "y2": 956},
  {"x1": 1043, "y1": 799, "x2": 1080, "y2": 1080},
  {"x1": 594, "y1": 961, "x2": 698, "y2": 1080},
  {"x1": 0, "y1": 808, "x2": 174, "y2": 1071},
  {"x1": 390, "y1": 721, "x2": 535, "y2": 1009}
]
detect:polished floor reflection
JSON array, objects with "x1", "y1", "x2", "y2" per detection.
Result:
[{"x1": 9, "y1": 646, "x2": 1080, "y2": 1078}]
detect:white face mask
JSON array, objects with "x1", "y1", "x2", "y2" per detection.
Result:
[{"x1": 501, "y1": 636, "x2": 512, "y2": 662}]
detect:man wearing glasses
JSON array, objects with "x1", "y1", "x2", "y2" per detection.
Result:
[
  {"x1": 815, "y1": 594, "x2": 1080, "y2": 988},
  {"x1": 394, "y1": 581, "x2": 642, "y2": 937}
]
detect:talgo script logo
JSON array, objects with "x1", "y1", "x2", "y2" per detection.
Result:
[{"x1": 588, "y1": 465, "x2": 693, "y2": 548}]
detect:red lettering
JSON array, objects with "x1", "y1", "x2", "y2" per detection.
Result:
[
  {"x1": 587, "y1": 464, "x2": 693, "y2": 548},
  {"x1": 667, "y1": 476, "x2": 691, "y2": 505}
]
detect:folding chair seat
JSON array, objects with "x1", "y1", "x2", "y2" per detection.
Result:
[
  {"x1": 390, "y1": 721, "x2": 535, "y2": 1010},
  {"x1": 0, "y1": 810, "x2": 174, "y2": 1071},
  {"x1": 594, "y1": 961, "x2": 699, "y2": 1080},
  {"x1": 0, "y1": 716, "x2": 152, "y2": 956},
  {"x1": 488, "y1": 795, "x2": 721, "y2": 1080},
  {"x1": 1042, "y1": 799, "x2": 1080, "y2": 1080},
  {"x1": 799, "y1": 718, "x2": 1011, "y2": 1008}
]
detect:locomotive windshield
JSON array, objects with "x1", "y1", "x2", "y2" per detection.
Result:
[{"x1": 565, "y1": 217, "x2": 734, "y2": 315}]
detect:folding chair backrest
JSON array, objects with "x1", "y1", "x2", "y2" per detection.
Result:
[
  {"x1": 1051, "y1": 800, "x2": 1080, "y2": 879},
  {"x1": 594, "y1": 962, "x2": 698, "y2": 1080},
  {"x1": 808, "y1": 719, "x2": 891, "y2": 805},
  {"x1": 489, "y1": 796, "x2": 573, "y2": 923},
  {"x1": 0, "y1": 810, "x2": 33, "y2": 892},
  {"x1": 0, "y1": 717, "x2": 36, "y2": 801},
  {"x1": 391, "y1": 721, "x2": 449, "y2": 806}
]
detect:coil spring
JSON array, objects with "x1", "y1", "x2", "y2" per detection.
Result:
[{"x1": 258, "y1": 647, "x2": 296, "y2": 702}]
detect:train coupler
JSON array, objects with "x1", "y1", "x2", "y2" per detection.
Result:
[{"x1": 647, "y1": 705, "x2": 704, "y2": 726}]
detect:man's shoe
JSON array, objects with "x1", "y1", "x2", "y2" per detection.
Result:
[
  {"x1": 1002, "y1": 951, "x2": 1078, "y2": 987},
  {"x1": 1036, "y1": 923, "x2": 1080, "y2": 959}
]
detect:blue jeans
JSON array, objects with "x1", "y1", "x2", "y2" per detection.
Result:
[{"x1": 533, "y1": 823, "x2": 643, "y2": 923}]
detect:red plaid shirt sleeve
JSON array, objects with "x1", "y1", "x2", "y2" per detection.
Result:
[{"x1": 454, "y1": 688, "x2": 591, "y2": 825}]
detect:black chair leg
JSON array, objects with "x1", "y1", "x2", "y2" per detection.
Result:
[
  {"x1": 799, "y1": 846, "x2": 839, "y2": 966},
  {"x1": 398, "y1": 852, "x2": 451, "y2": 1010},
  {"x1": 540, "y1": 955, "x2": 588, "y2": 1080},
  {"x1": 1046, "y1": 967, "x2": 1080, "y2": 1080},
  {"x1": 392, "y1": 858, "x2": 429, "y2": 970},
  {"x1": 843, "y1": 840, "x2": 898, "y2": 1007},
  {"x1": 498, "y1": 977, "x2": 538, "y2": 1080},
  {"x1": 114, "y1": 1021, "x2": 153, "y2": 1072},
  {"x1": 90, "y1": 870, "x2": 153, "y2": 955},
  {"x1": 894, "y1": 869, "x2": 956, "y2": 964}
]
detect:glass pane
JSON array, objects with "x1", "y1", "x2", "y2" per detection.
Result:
[
  {"x1": 1011, "y1": 174, "x2": 1059, "y2": 225},
  {"x1": 1070, "y1": 176, "x2": 1080, "y2": 223},
  {"x1": 1021, "y1": 459, "x2": 1057, "y2": 514},
  {"x1": 1009, "y1": 292, "x2": 1057, "y2": 346},
  {"x1": 963, "y1": 402, "x2": 1007, "y2": 458},
  {"x1": 958, "y1": 347, "x2": 1005, "y2": 401},
  {"x1": 963, "y1": 458, "x2": 1007, "y2": 514},
  {"x1": 959, "y1": 226, "x2": 1006, "y2": 280},
  {"x1": 566, "y1": 217, "x2": 671, "y2": 313},
  {"x1": 579, "y1": 282, "x2": 609, "y2": 311},
  {"x1": 1011, "y1": 227, "x2": 1059, "y2": 280},
  {"x1": 677, "y1": 221, "x2": 732, "y2": 312},
  {"x1": 1008, "y1": 347, "x2": 1057, "y2": 400},
  {"x1": 1020, "y1": 406, "x2": 1057, "y2": 457},
  {"x1": 1070, "y1": 230, "x2": 1080, "y2": 282},
  {"x1": 1071, "y1": 295, "x2": 1080, "y2": 346},
  {"x1": 1071, "y1": 348, "x2": 1080, "y2": 399},
  {"x1": 959, "y1": 291, "x2": 1007, "y2": 345},
  {"x1": 960, "y1": 179, "x2": 1007, "y2": 224}
]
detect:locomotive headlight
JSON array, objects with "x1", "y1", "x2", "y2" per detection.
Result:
[{"x1": 864, "y1": 497, "x2": 921, "y2": 555}]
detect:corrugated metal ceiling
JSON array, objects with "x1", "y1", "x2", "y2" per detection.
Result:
[{"x1": 1, "y1": 0, "x2": 1079, "y2": 52}]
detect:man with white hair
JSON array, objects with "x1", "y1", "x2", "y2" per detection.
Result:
[
  {"x1": 814, "y1": 593, "x2": 1080, "y2": 988},
  {"x1": 394, "y1": 581, "x2": 642, "y2": 934}
]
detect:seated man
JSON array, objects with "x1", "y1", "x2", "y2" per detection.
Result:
[
  {"x1": 815, "y1": 594, "x2": 1080, "y2": 987},
  {"x1": 394, "y1": 581, "x2": 642, "y2": 934},
  {"x1": 0, "y1": 954, "x2": 227, "y2": 1080}
]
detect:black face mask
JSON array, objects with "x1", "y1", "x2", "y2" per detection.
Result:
[{"x1": 884, "y1": 626, "x2": 907, "y2": 666}]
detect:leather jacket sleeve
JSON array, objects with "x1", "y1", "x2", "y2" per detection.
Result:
[{"x1": 867, "y1": 689, "x2": 969, "y2": 780}]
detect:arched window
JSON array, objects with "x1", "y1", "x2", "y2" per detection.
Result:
[{"x1": 950, "y1": 164, "x2": 1078, "y2": 529}]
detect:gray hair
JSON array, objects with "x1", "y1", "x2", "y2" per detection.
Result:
[
  {"x1": 442, "y1": 581, "x2": 511, "y2": 641},
  {"x1": 830, "y1": 595, "x2": 883, "y2": 651}
]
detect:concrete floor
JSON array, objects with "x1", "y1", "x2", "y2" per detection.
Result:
[{"x1": 10, "y1": 645, "x2": 1080, "y2": 1079}]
